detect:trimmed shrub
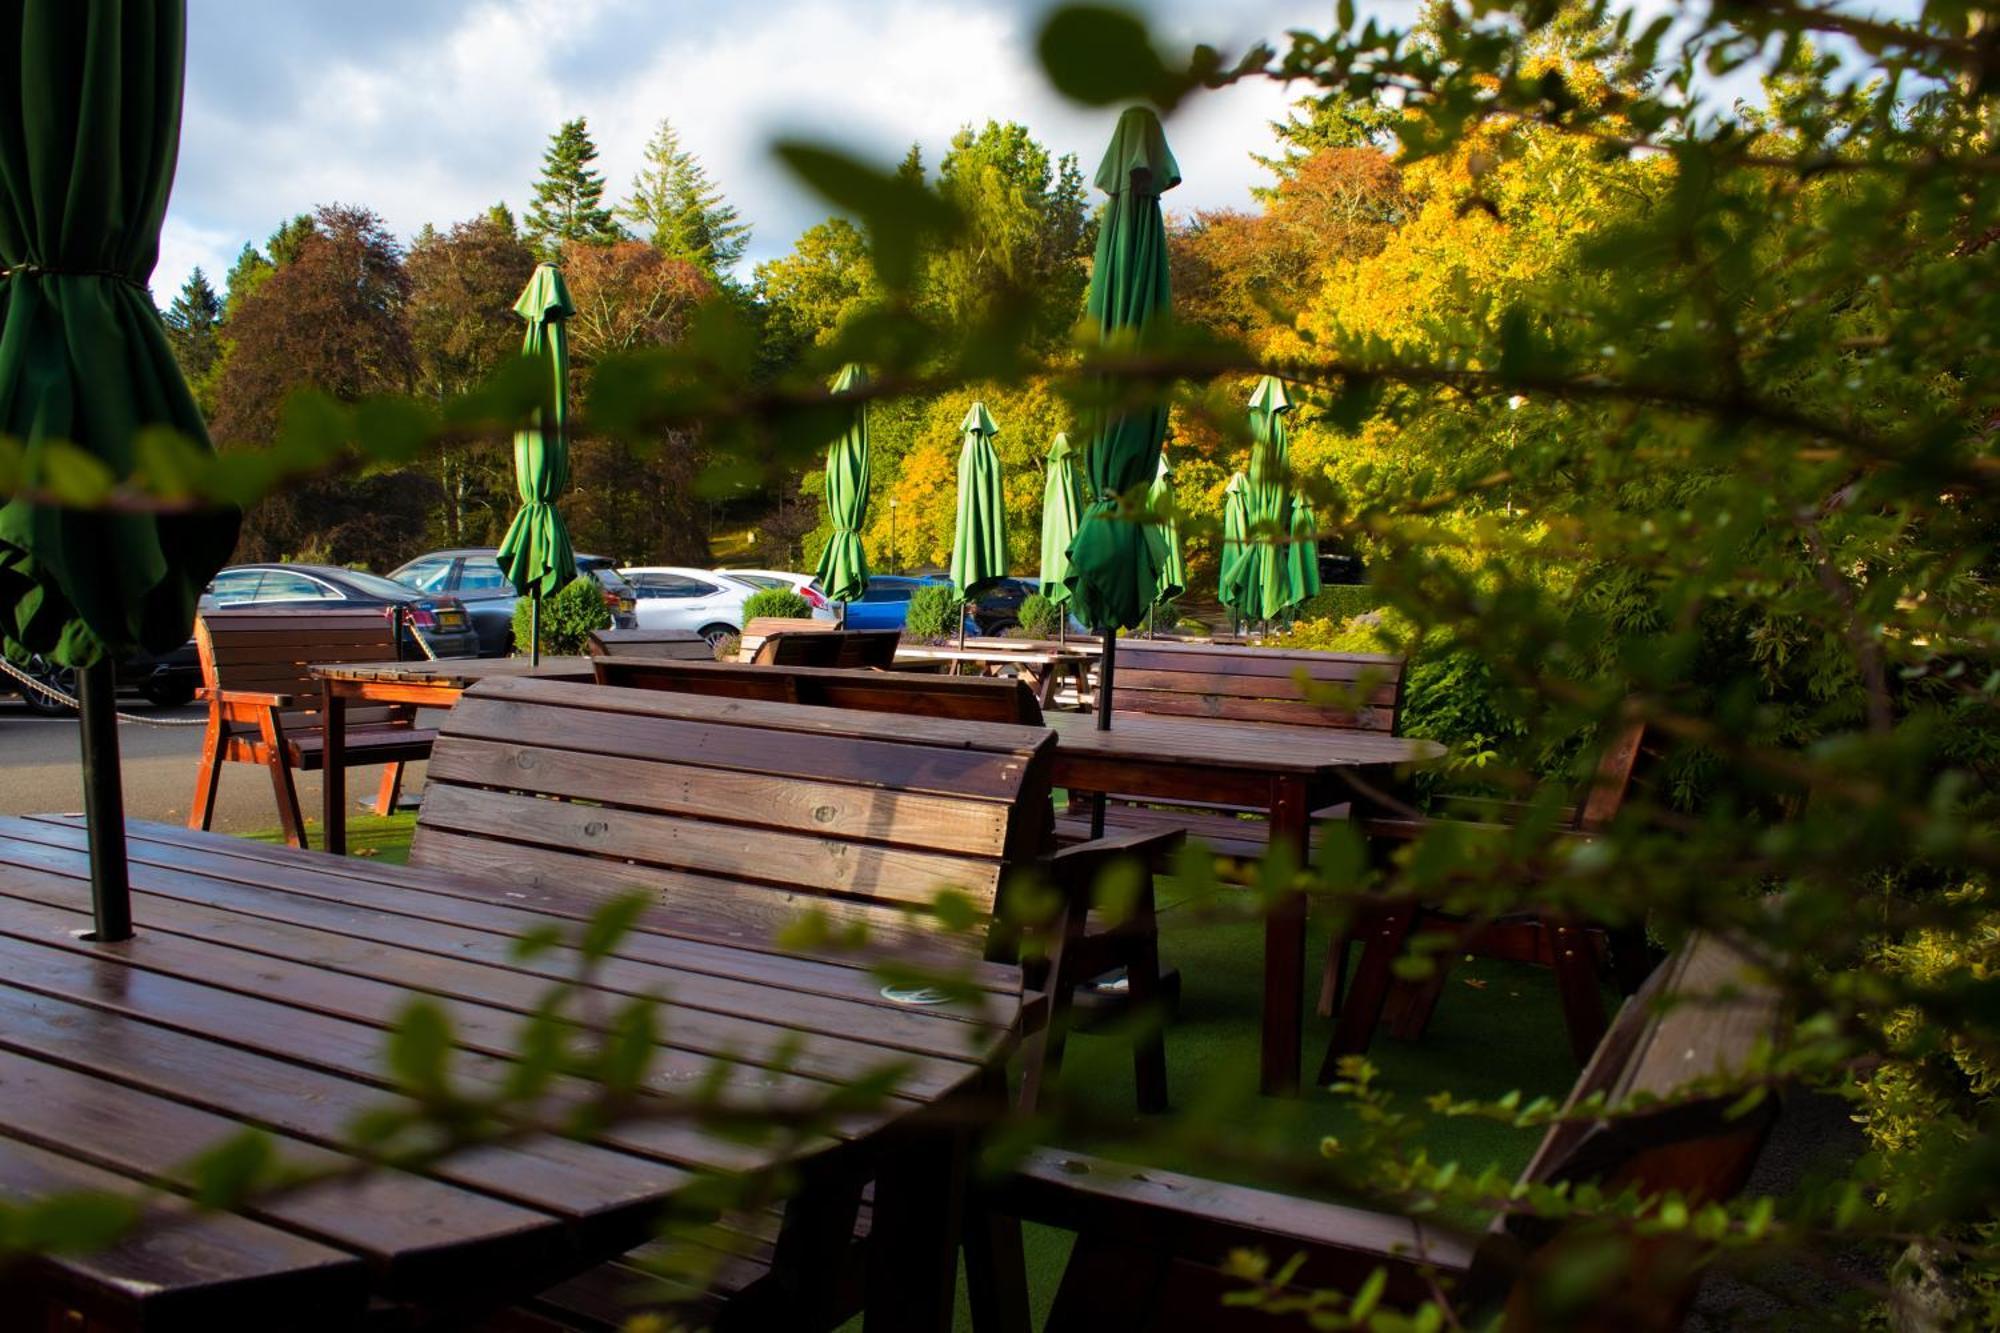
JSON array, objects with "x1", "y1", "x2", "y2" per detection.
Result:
[
  {"x1": 1295, "y1": 582, "x2": 1384, "y2": 623},
  {"x1": 510, "y1": 575, "x2": 611, "y2": 657},
  {"x1": 1016, "y1": 593, "x2": 1063, "y2": 638},
  {"x1": 903, "y1": 584, "x2": 961, "y2": 641},
  {"x1": 741, "y1": 586, "x2": 812, "y2": 622}
]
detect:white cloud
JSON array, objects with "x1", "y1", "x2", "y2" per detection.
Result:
[{"x1": 156, "y1": 0, "x2": 1330, "y2": 300}]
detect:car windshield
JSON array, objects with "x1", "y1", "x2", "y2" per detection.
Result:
[{"x1": 340, "y1": 569, "x2": 427, "y2": 600}]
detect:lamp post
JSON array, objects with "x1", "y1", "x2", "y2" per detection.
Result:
[{"x1": 889, "y1": 498, "x2": 899, "y2": 575}]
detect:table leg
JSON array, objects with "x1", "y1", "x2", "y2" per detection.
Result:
[
  {"x1": 1261, "y1": 775, "x2": 1310, "y2": 1096},
  {"x1": 865, "y1": 1107, "x2": 968, "y2": 1332},
  {"x1": 322, "y1": 684, "x2": 346, "y2": 857}
]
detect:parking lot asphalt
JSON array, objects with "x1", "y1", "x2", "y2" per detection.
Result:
[{"x1": 0, "y1": 694, "x2": 424, "y2": 837}]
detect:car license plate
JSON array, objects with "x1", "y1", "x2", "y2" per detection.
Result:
[{"x1": 438, "y1": 610, "x2": 465, "y2": 629}]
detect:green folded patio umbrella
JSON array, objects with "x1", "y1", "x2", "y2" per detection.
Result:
[
  {"x1": 1145, "y1": 451, "x2": 1186, "y2": 634},
  {"x1": 1244, "y1": 374, "x2": 1307, "y2": 623},
  {"x1": 813, "y1": 363, "x2": 872, "y2": 614},
  {"x1": 1290, "y1": 494, "x2": 1323, "y2": 614},
  {"x1": 1064, "y1": 107, "x2": 1180, "y2": 734},
  {"x1": 494, "y1": 262, "x2": 577, "y2": 664},
  {"x1": 949, "y1": 401, "x2": 1006, "y2": 648},
  {"x1": 1218, "y1": 472, "x2": 1253, "y2": 633},
  {"x1": 1037, "y1": 432, "x2": 1084, "y2": 608},
  {"x1": 0, "y1": 1, "x2": 238, "y2": 940}
]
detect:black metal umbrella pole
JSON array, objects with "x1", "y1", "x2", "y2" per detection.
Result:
[{"x1": 76, "y1": 658, "x2": 132, "y2": 941}]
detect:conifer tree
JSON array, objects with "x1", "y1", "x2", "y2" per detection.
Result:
[
  {"x1": 618, "y1": 119, "x2": 750, "y2": 278},
  {"x1": 523, "y1": 117, "x2": 619, "y2": 260},
  {"x1": 162, "y1": 267, "x2": 224, "y2": 398}
]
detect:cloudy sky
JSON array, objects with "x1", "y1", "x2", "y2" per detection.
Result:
[{"x1": 157, "y1": 0, "x2": 1395, "y2": 302}]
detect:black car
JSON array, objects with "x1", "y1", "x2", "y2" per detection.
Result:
[
  {"x1": 201, "y1": 563, "x2": 481, "y2": 658},
  {"x1": 3, "y1": 641, "x2": 201, "y2": 716},
  {"x1": 965, "y1": 576, "x2": 1085, "y2": 636},
  {"x1": 388, "y1": 548, "x2": 639, "y2": 656}
]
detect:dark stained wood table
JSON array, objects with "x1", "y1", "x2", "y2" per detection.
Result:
[
  {"x1": 0, "y1": 815, "x2": 1020, "y2": 1331},
  {"x1": 1043, "y1": 711, "x2": 1444, "y2": 1096},
  {"x1": 313, "y1": 658, "x2": 598, "y2": 855}
]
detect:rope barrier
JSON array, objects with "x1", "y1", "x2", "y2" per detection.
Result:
[{"x1": 0, "y1": 656, "x2": 207, "y2": 726}]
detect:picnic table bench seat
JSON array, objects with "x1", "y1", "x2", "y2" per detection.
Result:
[
  {"x1": 189, "y1": 608, "x2": 439, "y2": 849},
  {"x1": 584, "y1": 627, "x2": 714, "y2": 659},
  {"x1": 592, "y1": 657, "x2": 1044, "y2": 724},
  {"x1": 993, "y1": 930, "x2": 1782, "y2": 1333},
  {"x1": 735, "y1": 618, "x2": 899, "y2": 667}
]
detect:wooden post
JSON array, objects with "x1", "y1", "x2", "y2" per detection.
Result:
[{"x1": 77, "y1": 658, "x2": 132, "y2": 942}]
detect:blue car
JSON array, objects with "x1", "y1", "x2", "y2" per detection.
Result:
[{"x1": 832, "y1": 574, "x2": 952, "y2": 631}]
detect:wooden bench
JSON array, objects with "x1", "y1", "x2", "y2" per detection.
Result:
[
  {"x1": 408, "y1": 676, "x2": 1170, "y2": 1112},
  {"x1": 415, "y1": 677, "x2": 1171, "y2": 1330},
  {"x1": 992, "y1": 930, "x2": 1782, "y2": 1332},
  {"x1": 189, "y1": 609, "x2": 438, "y2": 849},
  {"x1": 592, "y1": 658, "x2": 1045, "y2": 725},
  {"x1": 747, "y1": 626, "x2": 901, "y2": 668},
  {"x1": 735, "y1": 616, "x2": 832, "y2": 661},
  {"x1": 584, "y1": 627, "x2": 714, "y2": 660},
  {"x1": 1322, "y1": 721, "x2": 1655, "y2": 1072},
  {"x1": 1059, "y1": 642, "x2": 1409, "y2": 856}
]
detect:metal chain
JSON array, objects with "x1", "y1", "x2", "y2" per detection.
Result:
[
  {"x1": 0, "y1": 655, "x2": 208, "y2": 726},
  {"x1": 4, "y1": 607, "x2": 442, "y2": 724}
]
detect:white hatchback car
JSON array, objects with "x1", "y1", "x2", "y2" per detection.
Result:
[
  {"x1": 619, "y1": 567, "x2": 767, "y2": 645},
  {"x1": 717, "y1": 569, "x2": 838, "y2": 620}
]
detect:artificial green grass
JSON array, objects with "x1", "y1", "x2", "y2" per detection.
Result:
[{"x1": 247, "y1": 813, "x2": 1585, "y2": 1329}]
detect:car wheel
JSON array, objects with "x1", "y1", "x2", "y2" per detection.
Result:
[
  {"x1": 20, "y1": 657, "x2": 75, "y2": 717},
  {"x1": 697, "y1": 623, "x2": 736, "y2": 647},
  {"x1": 141, "y1": 681, "x2": 197, "y2": 709}
]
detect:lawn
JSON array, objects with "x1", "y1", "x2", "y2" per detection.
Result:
[{"x1": 252, "y1": 812, "x2": 1582, "y2": 1326}]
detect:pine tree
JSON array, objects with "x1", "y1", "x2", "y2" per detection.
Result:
[
  {"x1": 162, "y1": 267, "x2": 224, "y2": 392},
  {"x1": 618, "y1": 119, "x2": 750, "y2": 277},
  {"x1": 523, "y1": 117, "x2": 619, "y2": 260}
]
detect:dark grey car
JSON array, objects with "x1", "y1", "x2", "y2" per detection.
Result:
[
  {"x1": 389, "y1": 549, "x2": 638, "y2": 657},
  {"x1": 201, "y1": 564, "x2": 481, "y2": 659}
]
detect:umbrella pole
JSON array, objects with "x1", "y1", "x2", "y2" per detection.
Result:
[
  {"x1": 958, "y1": 601, "x2": 968, "y2": 650},
  {"x1": 77, "y1": 658, "x2": 133, "y2": 942},
  {"x1": 1090, "y1": 626, "x2": 1118, "y2": 837},
  {"x1": 530, "y1": 593, "x2": 541, "y2": 666}
]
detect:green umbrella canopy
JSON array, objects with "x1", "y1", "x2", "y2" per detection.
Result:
[
  {"x1": 1218, "y1": 471, "x2": 1257, "y2": 617},
  {"x1": 1063, "y1": 106, "x2": 1180, "y2": 632},
  {"x1": 1243, "y1": 374, "x2": 1306, "y2": 621},
  {"x1": 949, "y1": 401, "x2": 1008, "y2": 601},
  {"x1": 494, "y1": 262, "x2": 577, "y2": 600},
  {"x1": 812, "y1": 363, "x2": 872, "y2": 605},
  {"x1": 1147, "y1": 450, "x2": 1186, "y2": 608},
  {"x1": 1037, "y1": 432, "x2": 1084, "y2": 605},
  {"x1": 0, "y1": 0, "x2": 238, "y2": 667}
]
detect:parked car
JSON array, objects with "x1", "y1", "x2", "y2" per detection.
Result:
[
  {"x1": 388, "y1": 548, "x2": 638, "y2": 656},
  {"x1": 620, "y1": 567, "x2": 765, "y2": 645},
  {"x1": 201, "y1": 563, "x2": 481, "y2": 659},
  {"x1": 2, "y1": 641, "x2": 200, "y2": 716},
  {"x1": 717, "y1": 568, "x2": 836, "y2": 619},
  {"x1": 832, "y1": 574, "x2": 955, "y2": 631},
  {"x1": 963, "y1": 575, "x2": 1089, "y2": 636}
]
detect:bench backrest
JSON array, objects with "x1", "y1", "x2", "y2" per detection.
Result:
[
  {"x1": 592, "y1": 658, "x2": 1045, "y2": 725},
  {"x1": 585, "y1": 628, "x2": 714, "y2": 660},
  {"x1": 1511, "y1": 928, "x2": 1780, "y2": 1219},
  {"x1": 408, "y1": 677, "x2": 1056, "y2": 957},
  {"x1": 196, "y1": 609, "x2": 408, "y2": 729},
  {"x1": 735, "y1": 616, "x2": 830, "y2": 661},
  {"x1": 1112, "y1": 641, "x2": 1407, "y2": 733},
  {"x1": 750, "y1": 629, "x2": 901, "y2": 668}
]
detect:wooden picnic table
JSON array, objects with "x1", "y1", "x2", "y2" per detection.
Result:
[
  {"x1": 312, "y1": 657, "x2": 597, "y2": 855},
  {"x1": 1042, "y1": 711, "x2": 1444, "y2": 1096},
  {"x1": 0, "y1": 815, "x2": 1020, "y2": 1332},
  {"x1": 891, "y1": 644, "x2": 1094, "y2": 711}
]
